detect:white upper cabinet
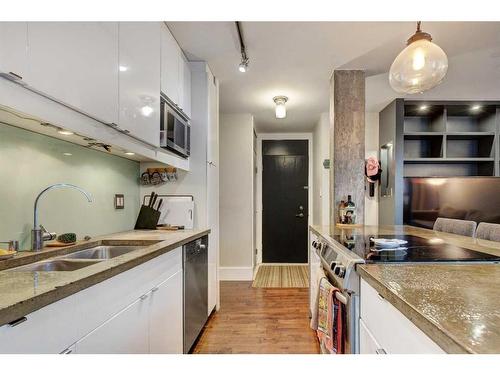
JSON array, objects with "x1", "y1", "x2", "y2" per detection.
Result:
[
  {"x1": 160, "y1": 23, "x2": 191, "y2": 119},
  {"x1": 118, "y1": 22, "x2": 161, "y2": 147},
  {"x1": 0, "y1": 22, "x2": 29, "y2": 81},
  {"x1": 26, "y1": 22, "x2": 119, "y2": 125},
  {"x1": 180, "y1": 56, "x2": 192, "y2": 118},
  {"x1": 161, "y1": 23, "x2": 180, "y2": 105}
]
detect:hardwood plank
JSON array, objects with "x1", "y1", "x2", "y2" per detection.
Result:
[{"x1": 192, "y1": 281, "x2": 319, "y2": 354}]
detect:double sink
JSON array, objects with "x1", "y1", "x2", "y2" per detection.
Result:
[{"x1": 12, "y1": 244, "x2": 150, "y2": 272}]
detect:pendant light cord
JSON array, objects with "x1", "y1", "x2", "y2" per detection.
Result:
[{"x1": 416, "y1": 21, "x2": 422, "y2": 33}]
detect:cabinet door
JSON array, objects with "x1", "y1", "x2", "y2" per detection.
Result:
[
  {"x1": 0, "y1": 22, "x2": 28, "y2": 81},
  {"x1": 149, "y1": 270, "x2": 183, "y2": 353},
  {"x1": 160, "y1": 23, "x2": 180, "y2": 105},
  {"x1": 74, "y1": 295, "x2": 150, "y2": 354},
  {"x1": 179, "y1": 56, "x2": 191, "y2": 118},
  {"x1": 360, "y1": 318, "x2": 386, "y2": 354},
  {"x1": 26, "y1": 22, "x2": 119, "y2": 124},
  {"x1": 119, "y1": 22, "x2": 160, "y2": 147}
]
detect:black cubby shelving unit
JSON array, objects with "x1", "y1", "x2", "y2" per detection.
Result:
[
  {"x1": 402, "y1": 101, "x2": 499, "y2": 177},
  {"x1": 378, "y1": 99, "x2": 500, "y2": 225}
]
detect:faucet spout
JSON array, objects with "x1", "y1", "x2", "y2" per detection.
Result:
[{"x1": 32, "y1": 183, "x2": 93, "y2": 251}]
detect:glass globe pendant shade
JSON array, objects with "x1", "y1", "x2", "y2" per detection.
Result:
[{"x1": 389, "y1": 25, "x2": 448, "y2": 94}]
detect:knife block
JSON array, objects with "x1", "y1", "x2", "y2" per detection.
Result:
[{"x1": 134, "y1": 205, "x2": 161, "y2": 230}]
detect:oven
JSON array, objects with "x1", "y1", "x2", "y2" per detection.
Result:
[
  {"x1": 311, "y1": 237, "x2": 364, "y2": 354},
  {"x1": 160, "y1": 94, "x2": 190, "y2": 158}
]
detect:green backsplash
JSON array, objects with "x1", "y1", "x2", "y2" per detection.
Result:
[{"x1": 0, "y1": 123, "x2": 140, "y2": 250}]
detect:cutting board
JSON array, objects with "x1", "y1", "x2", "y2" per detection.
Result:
[{"x1": 143, "y1": 195, "x2": 194, "y2": 230}]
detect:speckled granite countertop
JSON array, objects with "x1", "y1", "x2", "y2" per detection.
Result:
[
  {"x1": 0, "y1": 229, "x2": 209, "y2": 327},
  {"x1": 310, "y1": 224, "x2": 500, "y2": 354}
]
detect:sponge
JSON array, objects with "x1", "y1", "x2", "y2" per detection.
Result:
[{"x1": 57, "y1": 233, "x2": 77, "y2": 244}]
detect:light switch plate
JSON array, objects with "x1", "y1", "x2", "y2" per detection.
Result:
[{"x1": 115, "y1": 194, "x2": 124, "y2": 209}]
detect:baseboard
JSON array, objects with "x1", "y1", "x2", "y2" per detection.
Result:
[
  {"x1": 219, "y1": 266, "x2": 254, "y2": 281},
  {"x1": 259, "y1": 263, "x2": 309, "y2": 266}
]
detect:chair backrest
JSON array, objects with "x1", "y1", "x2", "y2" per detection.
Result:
[
  {"x1": 433, "y1": 217, "x2": 477, "y2": 237},
  {"x1": 476, "y1": 222, "x2": 500, "y2": 242}
]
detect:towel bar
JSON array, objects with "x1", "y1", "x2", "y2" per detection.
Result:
[{"x1": 335, "y1": 291, "x2": 347, "y2": 305}]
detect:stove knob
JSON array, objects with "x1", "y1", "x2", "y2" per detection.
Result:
[
  {"x1": 312, "y1": 241, "x2": 317, "y2": 248},
  {"x1": 334, "y1": 265, "x2": 346, "y2": 278}
]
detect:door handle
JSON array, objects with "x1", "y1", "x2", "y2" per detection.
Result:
[{"x1": 295, "y1": 213, "x2": 304, "y2": 218}]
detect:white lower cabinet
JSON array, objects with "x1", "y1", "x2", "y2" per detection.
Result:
[
  {"x1": 0, "y1": 247, "x2": 184, "y2": 354},
  {"x1": 74, "y1": 296, "x2": 150, "y2": 354},
  {"x1": 149, "y1": 270, "x2": 183, "y2": 353},
  {"x1": 360, "y1": 278, "x2": 445, "y2": 354}
]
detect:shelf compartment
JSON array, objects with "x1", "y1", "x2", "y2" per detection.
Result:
[
  {"x1": 404, "y1": 134, "x2": 443, "y2": 159},
  {"x1": 446, "y1": 105, "x2": 497, "y2": 132},
  {"x1": 404, "y1": 160, "x2": 495, "y2": 177},
  {"x1": 446, "y1": 134, "x2": 495, "y2": 158},
  {"x1": 404, "y1": 105, "x2": 445, "y2": 133}
]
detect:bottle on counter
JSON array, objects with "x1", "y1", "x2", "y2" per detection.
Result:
[
  {"x1": 338, "y1": 200, "x2": 346, "y2": 224},
  {"x1": 345, "y1": 195, "x2": 356, "y2": 224}
]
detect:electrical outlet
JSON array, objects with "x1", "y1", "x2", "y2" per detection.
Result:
[{"x1": 115, "y1": 194, "x2": 124, "y2": 209}]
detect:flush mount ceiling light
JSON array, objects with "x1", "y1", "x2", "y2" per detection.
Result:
[
  {"x1": 236, "y1": 21, "x2": 249, "y2": 73},
  {"x1": 471, "y1": 104, "x2": 482, "y2": 112},
  {"x1": 418, "y1": 104, "x2": 429, "y2": 112},
  {"x1": 273, "y1": 96, "x2": 288, "y2": 119},
  {"x1": 389, "y1": 22, "x2": 448, "y2": 94}
]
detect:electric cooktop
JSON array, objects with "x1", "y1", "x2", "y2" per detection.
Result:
[{"x1": 332, "y1": 234, "x2": 500, "y2": 263}]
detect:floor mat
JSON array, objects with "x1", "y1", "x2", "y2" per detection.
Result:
[{"x1": 252, "y1": 265, "x2": 309, "y2": 288}]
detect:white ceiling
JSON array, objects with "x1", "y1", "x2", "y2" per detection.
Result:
[{"x1": 167, "y1": 22, "x2": 500, "y2": 132}]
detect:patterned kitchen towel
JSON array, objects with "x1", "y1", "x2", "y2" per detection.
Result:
[
  {"x1": 316, "y1": 277, "x2": 345, "y2": 354},
  {"x1": 310, "y1": 267, "x2": 328, "y2": 330}
]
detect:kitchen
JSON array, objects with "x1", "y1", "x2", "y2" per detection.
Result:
[{"x1": 1, "y1": 1, "x2": 500, "y2": 374}]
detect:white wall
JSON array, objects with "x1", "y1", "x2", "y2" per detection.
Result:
[
  {"x1": 312, "y1": 112, "x2": 330, "y2": 227},
  {"x1": 365, "y1": 112, "x2": 379, "y2": 226},
  {"x1": 219, "y1": 113, "x2": 254, "y2": 280}
]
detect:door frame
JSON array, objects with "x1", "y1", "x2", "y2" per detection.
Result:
[{"x1": 256, "y1": 133, "x2": 313, "y2": 266}]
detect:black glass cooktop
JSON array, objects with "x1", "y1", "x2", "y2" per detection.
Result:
[{"x1": 332, "y1": 234, "x2": 500, "y2": 263}]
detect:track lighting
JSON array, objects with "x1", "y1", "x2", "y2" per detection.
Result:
[{"x1": 236, "y1": 22, "x2": 249, "y2": 73}]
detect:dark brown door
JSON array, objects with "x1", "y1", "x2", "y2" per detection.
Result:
[{"x1": 262, "y1": 140, "x2": 308, "y2": 263}]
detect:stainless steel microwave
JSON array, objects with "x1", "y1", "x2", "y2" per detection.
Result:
[{"x1": 160, "y1": 94, "x2": 190, "y2": 158}]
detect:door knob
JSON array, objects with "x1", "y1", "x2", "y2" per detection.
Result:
[{"x1": 295, "y1": 213, "x2": 304, "y2": 218}]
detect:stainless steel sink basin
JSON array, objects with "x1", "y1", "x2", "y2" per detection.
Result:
[
  {"x1": 62, "y1": 245, "x2": 144, "y2": 260},
  {"x1": 12, "y1": 259, "x2": 101, "y2": 272}
]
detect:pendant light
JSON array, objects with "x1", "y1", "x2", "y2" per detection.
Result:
[
  {"x1": 389, "y1": 22, "x2": 448, "y2": 94},
  {"x1": 273, "y1": 96, "x2": 288, "y2": 119}
]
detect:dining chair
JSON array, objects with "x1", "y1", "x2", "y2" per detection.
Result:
[
  {"x1": 433, "y1": 217, "x2": 477, "y2": 237},
  {"x1": 476, "y1": 222, "x2": 500, "y2": 242}
]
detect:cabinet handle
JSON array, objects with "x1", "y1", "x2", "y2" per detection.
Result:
[
  {"x1": 151, "y1": 287, "x2": 159, "y2": 292},
  {"x1": 60, "y1": 348, "x2": 73, "y2": 354},
  {"x1": 140, "y1": 294, "x2": 149, "y2": 300},
  {"x1": 8, "y1": 71, "x2": 23, "y2": 80},
  {"x1": 377, "y1": 293, "x2": 386, "y2": 301},
  {"x1": 8, "y1": 316, "x2": 27, "y2": 327},
  {"x1": 375, "y1": 348, "x2": 387, "y2": 354}
]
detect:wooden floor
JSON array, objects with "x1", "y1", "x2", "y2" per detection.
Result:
[
  {"x1": 192, "y1": 281, "x2": 320, "y2": 354},
  {"x1": 252, "y1": 265, "x2": 309, "y2": 288}
]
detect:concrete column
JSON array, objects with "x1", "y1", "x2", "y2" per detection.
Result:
[{"x1": 329, "y1": 70, "x2": 365, "y2": 227}]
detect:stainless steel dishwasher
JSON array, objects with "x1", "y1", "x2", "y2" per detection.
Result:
[{"x1": 183, "y1": 235, "x2": 208, "y2": 353}]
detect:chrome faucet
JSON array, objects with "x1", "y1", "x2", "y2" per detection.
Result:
[{"x1": 32, "y1": 183, "x2": 93, "y2": 251}]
